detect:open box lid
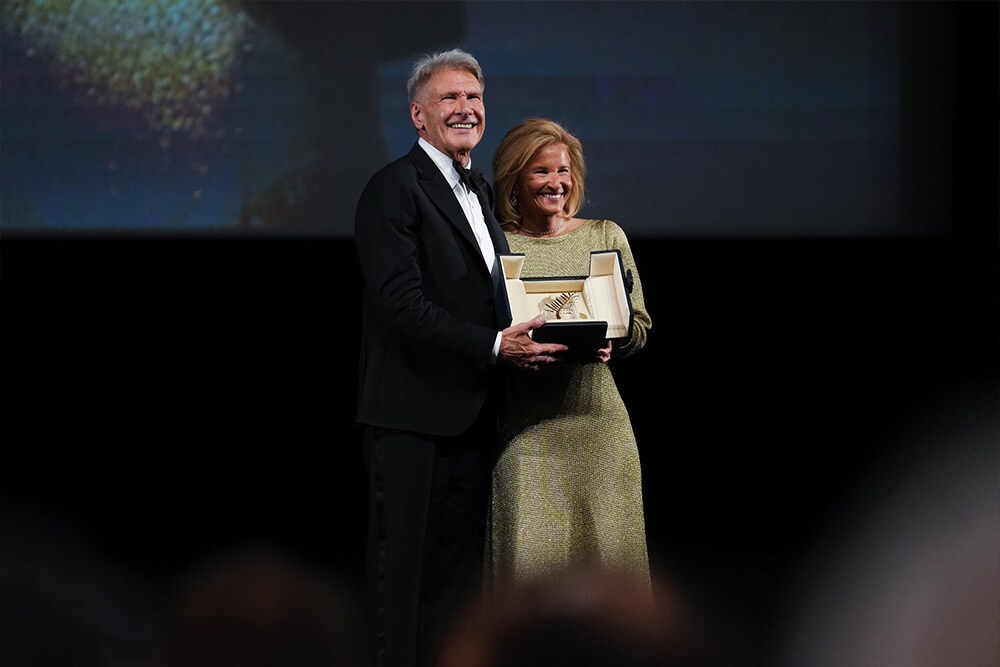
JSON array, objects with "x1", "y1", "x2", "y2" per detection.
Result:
[
  {"x1": 496, "y1": 250, "x2": 634, "y2": 357},
  {"x1": 584, "y1": 250, "x2": 634, "y2": 339}
]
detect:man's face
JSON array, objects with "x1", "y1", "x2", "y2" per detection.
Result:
[{"x1": 411, "y1": 68, "x2": 485, "y2": 164}]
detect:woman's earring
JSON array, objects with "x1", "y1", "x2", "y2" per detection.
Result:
[{"x1": 509, "y1": 192, "x2": 519, "y2": 211}]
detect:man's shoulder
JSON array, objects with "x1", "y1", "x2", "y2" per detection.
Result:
[
  {"x1": 368, "y1": 151, "x2": 416, "y2": 182},
  {"x1": 356, "y1": 147, "x2": 428, "y2": 214},
  {"x1": 365, "y1": 147, "x2": 433, "y2": 194}
]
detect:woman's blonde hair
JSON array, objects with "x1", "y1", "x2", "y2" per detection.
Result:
[{"x1": 492, "y1": 118, "x2": 586, "y2": 229}]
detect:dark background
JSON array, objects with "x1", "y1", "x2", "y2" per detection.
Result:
[{"x1": 2, "y1": 2, "x2": 998, "y2": 665}]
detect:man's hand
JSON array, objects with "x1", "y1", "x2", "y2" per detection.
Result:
[{"x1": 499, "y1": 314, "x2": 568, "y2": 370}]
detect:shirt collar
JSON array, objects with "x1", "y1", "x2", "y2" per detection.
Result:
[{"x1": 417, "y1": 137, "x2": 472, "y2": 190}]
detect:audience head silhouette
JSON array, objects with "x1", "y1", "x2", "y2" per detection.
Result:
[
  {"x1": 148, "y1": 547, "x2": 364, "y2": 667},
  {"x1": 438, "y1": 565, "x2": 725, "y2": 667}
]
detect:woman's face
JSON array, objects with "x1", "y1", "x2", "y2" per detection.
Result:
[{"x1": 517, "y1": 142, "x2": 572, "y2": 221}]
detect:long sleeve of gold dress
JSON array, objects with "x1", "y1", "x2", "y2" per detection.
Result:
[{"x1": 488, "y1": 219, "x2": 653, "y2": 591}]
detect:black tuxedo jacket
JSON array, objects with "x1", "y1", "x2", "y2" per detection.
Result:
[{"x1": 354, "y1": 142, "x2": 511, "y2": 436}]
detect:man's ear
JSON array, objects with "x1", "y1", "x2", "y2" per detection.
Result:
[{"x1": 410, "y1": 102, "x2": 424, "y2": 131}]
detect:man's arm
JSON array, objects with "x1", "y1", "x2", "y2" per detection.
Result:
[{"x1": 355, "y1": 168, "x2": 501, "y2": 365}]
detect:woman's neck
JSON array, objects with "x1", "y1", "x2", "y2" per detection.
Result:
[{"x1": 519, "y1": 214, "x2": 568, "y2": 237}]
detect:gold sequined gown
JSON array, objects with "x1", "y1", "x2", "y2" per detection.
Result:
[{"x1": 488, "y1": 219, "x2": 653, "y2": 589}]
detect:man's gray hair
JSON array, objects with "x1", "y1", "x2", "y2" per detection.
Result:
[{"x1": 407, "y1": 49, "x2": 484, "y2": 103}]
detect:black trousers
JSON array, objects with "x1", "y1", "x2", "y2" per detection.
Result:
[{"x1": 363, "y1": 409, "x2": 493, "y2": 667}]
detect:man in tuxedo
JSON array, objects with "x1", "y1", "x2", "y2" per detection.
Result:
[{"x1": 353, "y1": 49, "x2": 567, "y2": 667}]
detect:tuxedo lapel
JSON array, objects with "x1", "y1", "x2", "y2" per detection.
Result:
[
  {"x1": 409, "y1": 144, "x2": 481, "y2": 254},
  {"x1": 481, "y1": 192, "x2": 510, "y2": 255}
]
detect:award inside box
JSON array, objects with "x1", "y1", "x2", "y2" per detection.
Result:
[{"x1": 496, "y1": 251, "x2": 634, "y2": 362}]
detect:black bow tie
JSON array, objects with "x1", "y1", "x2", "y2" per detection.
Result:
[{"x1": 453, "y1": 160, "x2": 485, "y2": 193}]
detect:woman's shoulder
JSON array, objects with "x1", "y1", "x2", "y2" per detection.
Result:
[
  {"x1": 583, "y1": 218, "x2": 631, "y2": 243},
  {"x1": 585, "y1": 218, "x2": 624, "y2": 232}
]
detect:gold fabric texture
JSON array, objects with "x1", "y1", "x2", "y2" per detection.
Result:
[{"x1": 489, "y1": 219, "x2": 653, "y2": 590}]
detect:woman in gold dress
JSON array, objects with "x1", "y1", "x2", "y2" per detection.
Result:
[{"x1": 488, "y1": 118, "x2": 653, "y2": 590}]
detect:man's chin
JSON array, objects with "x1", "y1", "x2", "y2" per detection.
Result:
[
  {"x1": 451, "y1": 142, "x2": 481, "y2": 155},
  {"x1": 452, "y1": 131, "x2": 483, "y2": 147}
]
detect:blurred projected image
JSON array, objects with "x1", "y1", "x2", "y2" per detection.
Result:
[
  {"x1": 2, "y1": 0, "x2": 281, "y2": 231},
  {"x1": 1, "y1": 1, "x2": 953, "y2": 236},
  {"x1": 4, "y1": 0, "x2": 251, "y2": 139},
  {"x1": 1, "y1": 0, "x2": 458, "y2": 234}
]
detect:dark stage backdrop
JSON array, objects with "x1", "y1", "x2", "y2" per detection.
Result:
[
  {"x1": 3, "y1": 234, "x2": 997, "y2": 664},
  {"x1": 2, "y1": 2, "x2": 997, "y2": 666},
  {"x1": 0, "y1": 0, "x2": 957, "y2": 237}
]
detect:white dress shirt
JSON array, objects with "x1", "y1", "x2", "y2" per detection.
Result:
[
  {"x1": 417, "y1": 138, "x2": 497, "y2": 272},
  {"x1": 417, "y1": 138, "x2": 503, "y2": 360}
]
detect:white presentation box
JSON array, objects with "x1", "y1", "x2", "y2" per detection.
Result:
[{"x1": 496, "y1": 250, "x2": 634, "y2": 361}]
